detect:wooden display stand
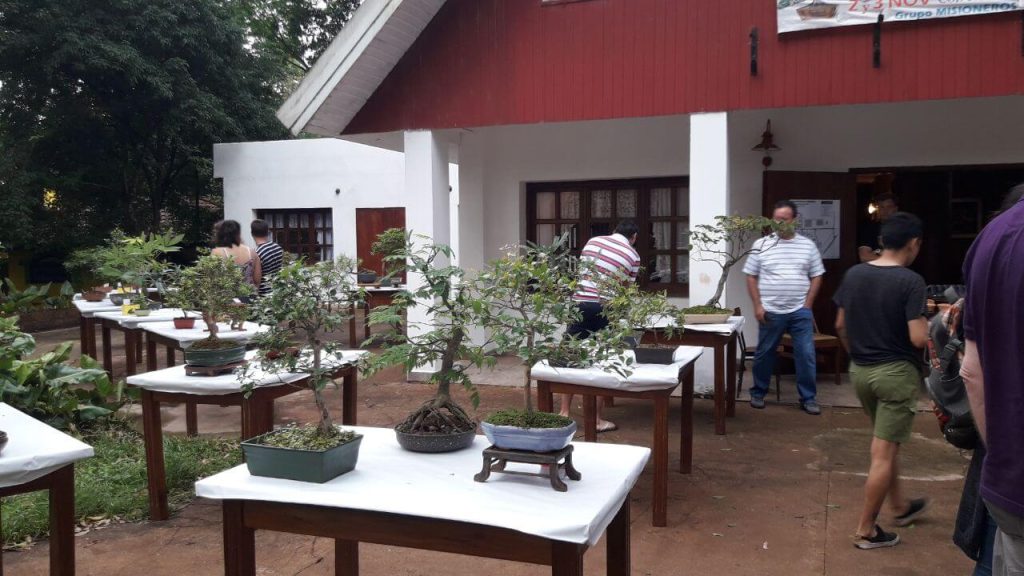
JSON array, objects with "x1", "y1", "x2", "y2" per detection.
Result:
[{"x1": 474, "y1": 445, "x2": 581, "y2": 492}]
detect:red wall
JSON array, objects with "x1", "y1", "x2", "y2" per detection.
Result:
[{"x1": 344, "y1": 0, "x2": 1024, "y2": 134}]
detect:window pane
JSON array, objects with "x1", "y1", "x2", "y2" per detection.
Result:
[
  {"x1": 676, "y1": 187, "x2": 690, "y2": 216},
  {"x1": 536, "y1": 192, "x2": 556, "y2": 219},
  {"x1": 676, "y1": 254, "x2": 690, "y2": 284},
  {"x1": 650, "y1": 187, "x2": 672, "y2": 217},
  {"x1": 592, "y1": 190, "x2": 612, "y2": 218},
  {"x1": 648, "y1": 255, "x2": 672, "y2": 284},
  {"x1": 536, "y1": 224, "x2": 556, "y2": 245},
  {"x1": 560, "y1": 224, "x2": 578, "y2": 250},
  {"x1": 676, "y1": 222, "x2": 690, "y2": 249},
  {"x1": 560, "y1": 191, "x2": 580, "y2": 219},
  {"x1": 616, "y1": 189, "x2": 636, "y2": 217},
  {"x1": 590, "y1": 222, "x2": 612, "y2": 238},
  {"x1": 288, "y1": 213, "x2": 298, "y2": 228},
  {"x1": 651, "y1": 222, "x2": 671, "y2": 251}
]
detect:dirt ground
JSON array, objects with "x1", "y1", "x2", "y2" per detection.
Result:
[{"x1": 5, "y1": 326, "x2": 975, "y2": 576}]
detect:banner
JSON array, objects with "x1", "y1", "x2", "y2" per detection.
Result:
[{"x1": 778, "y1": 0, "x2": 1024, "y2": 34}]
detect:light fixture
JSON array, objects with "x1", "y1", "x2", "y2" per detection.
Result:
[
  {"x1": 867, "y1": 203, "x2": 878, "y2": 216},
  {"x1": 752, "y1": 120, "x2": 780, "y2": 169}
]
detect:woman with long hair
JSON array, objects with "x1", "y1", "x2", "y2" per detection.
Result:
[{"x1": 212, "y1": 219, "x2": 261, "y2": 298}]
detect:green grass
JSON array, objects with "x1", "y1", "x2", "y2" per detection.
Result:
[
  {"x1": 1, "y1": 423, "x2": 242, "y2": 547},
  {"x1": 484, "y1": 409, "x2": 574, "y2": 428}
]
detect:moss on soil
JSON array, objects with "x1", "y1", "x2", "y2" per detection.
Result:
[
  {"x1": 253, "y1": 425, "x2": 356, "y2": 451},
  {"x1": 485, "y1": 409, "x2": 574, "y2": 429},
  {"x1": 681, "y1": 305, "x2": 733, "y2": 315},
  {"x1": 190, "y1": 337, "x2": 245, "y2": 351}
]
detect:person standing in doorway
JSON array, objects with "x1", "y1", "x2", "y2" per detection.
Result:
[
  {"x1": 961, "y1": 184, "x2": 1024, "y2": 575},
  {"x1": 858, "y1": 193, "x2": 899, "y2": 263},
  {"x1": 834, "y1": 212, "x2": 930, "y2": 550},
  {"x1": 744, "y1": 200, "x2": 826, "y2": 415},
  {"x1": 559, "y1": 220, "x2": 641, "y2": 433},
  {"x1": 251, "y1": 219, "x2": 283, "y2": 298}
]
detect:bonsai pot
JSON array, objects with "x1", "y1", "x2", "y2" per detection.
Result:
[
  {"x1": 0, "y1": 431, "x2": 7, "y2": 455},
  {"x1": 148, "y1": 301, "x2": 163, "y2": 311},
  {"x1": 634, "y1": 347, "x2": 676, "y2": 365},
  {"x1": 394, "y1": 426, "x2": 476, "y2": 453},
  {"x1": 265, "y1": 347, "x2": 301, "y2": 360},
  {"x1": 242, "y1": 430, "x2": 363, "y2": 483},
  {"x1": 378, "y1": 276, "x2": 393, "y2": 288},
  {"x1": 108, "y1": 292, "x2": 142, "y2": 306},
  {"x1": 682, "y1": 313, "x2": 731, "y2": 325},
  {"x1": 172, "y1": 317, "x2": 196, "y2": 329},
  {"x1": 183, "y1": 342, "x2": 246, "y2": 367},
  {"x1": 131, "y1": 308, "x2": 151, "y2": 317},
  {"x1": 480, "y1": 420, "x2": 576, "y2": 452},
  {"x1": 82, "y1": 290, "x2": 106, "y2": 302},
  {"x1": 357, "y1": 271, "x2": 378, "y2": 284},
  {"x1": 93, "y1": 285, "x2": 114, "y2": 294}
]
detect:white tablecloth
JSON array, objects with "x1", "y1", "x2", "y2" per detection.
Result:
[
  {"x1": 645, "y1": 315, "x2": 746, "y2": 335},
  {"x1": 195, "y1": 426, "x2": 649, "y2": 545},
  {"x1": 94, "y1": 308, "x2": 194, "y2": 328},
  {"x1": 141, "y1": 321, "x2": 268, "y2": 348},
  {"x1": 530, "y1": 346, "x2": 703, "y2": 391},
  {"x1": 73, "y1": 299, "x2": 121, "y2": 317},
  {"x1": 0, "y1": 403, "x2": 94, "y2": 488},
  {"x1": 126, "y1": 350, "x2": 368, "y2": 395}
]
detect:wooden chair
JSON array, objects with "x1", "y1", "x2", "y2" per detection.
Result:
[
  {"x1": 734, "y1": 308, "x2": 758, "y2": 399},
  {"x1": 774, "y1": 317, "x2": 843, "y2": 398}
]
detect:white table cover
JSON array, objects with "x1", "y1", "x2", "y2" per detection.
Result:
[
  {"x1": 196, "y1": 426, "x2": 649, "y2": 545},
  {"x1": 73, "y1": 299, "x2": 121, "y2": 317},
  {"x1": 646, "y1": 315, "x2": 746, "y2": 335},
  {"x1": 126, "y1": 350, "x2": 368, "y2": 395},
  {"x1": 530, "y1": 346, "x2": 703, "y2": 391},
  {"x1": 0, "y1": 403, "x2": 94, "y2": 488},
  {"x1": 141, "y1": 321, "x2": 268, "y2": 348},
  {"x1": 94, "y1": 308, "x2": 194, "y2": 328}
]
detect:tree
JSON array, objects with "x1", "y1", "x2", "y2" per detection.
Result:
[{"x1": 0, "y1": 0, "x2": 288, "y2": 250}]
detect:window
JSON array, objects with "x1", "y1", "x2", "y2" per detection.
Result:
[
  {"x1": 527, "y1": 177, "x2": 690, "y2": 295},
  {"x1": 255, "y1": 208, "x2": 333, "y2": 263}
]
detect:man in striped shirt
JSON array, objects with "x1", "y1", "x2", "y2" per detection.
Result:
[
  {"x1": 743, "y1": 200, "x2": 826, "y2": 415},
  {"x1": 251, "y1": 219, "x2": 284, "y2": 298},
  {"x1": 559, "y1": 221, "x2": 641, "y2": 432}
]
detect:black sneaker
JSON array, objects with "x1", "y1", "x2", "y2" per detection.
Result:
[
  {"x1": 749, "y1": 396, "x2": 766, "y2": 409},
  {"x1": 893, "y1": 497, "x2": 930, "y2": 527},
  {"x1": 854, "y1": 525, "x2": 900, "y2": 550}
]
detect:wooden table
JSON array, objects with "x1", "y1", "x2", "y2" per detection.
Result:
[
  {"x1": 93, "y1": 308, "x2": 192, "y2": 377},
  {"x1": 533, "y1": 346, "x2": 702, "y2": 527},
  {"x1": 126, "y1": 352, "x2": 364, "y2": 521},
  {"x1": 196, "y1": 427, "x2": 649, "y2": 576},
  {"x1": 349, "y1": 286, "x2": 402, "y2": 348},
  {"x1": 72, "y1": 298, "x2": 120, "y2": 360},
  {"x1": 643, "y1": 316, "x2": 745, "y2": 435},
  {"x1": 0, "y1": 403, "x2": 94, "y2": 575}
]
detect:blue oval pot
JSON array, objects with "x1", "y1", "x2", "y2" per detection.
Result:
[{"x1": 480, "y1": 420, "x2": 576, "y2": 452}]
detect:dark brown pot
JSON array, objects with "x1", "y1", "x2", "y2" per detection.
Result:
[
  {"x1": 173, "y1": 317, "x2": 196, "y2": 329},
  {"x1": 82, "y1": 290, "x2": 106, "y2": 302}
]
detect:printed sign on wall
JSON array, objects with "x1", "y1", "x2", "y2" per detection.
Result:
[{"x1": 778, "y1": 0, "x2": 1024, "y2": 34}]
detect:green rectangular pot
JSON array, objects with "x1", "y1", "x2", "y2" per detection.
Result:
[{"x1": 241, "y1": 431, "x2": 363, "y2": 483}]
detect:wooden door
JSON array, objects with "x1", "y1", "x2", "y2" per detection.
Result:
[
  {"x1": 355, "y1": 208, "x2": 405, "y2": 278},
  {"x1": 761, "y1": 171, "x2": 858, "y2": 337}
]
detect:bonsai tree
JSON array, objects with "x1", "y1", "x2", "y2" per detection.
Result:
[
  {"x1": 363, "y1": 235, "x2": 491, "y2": 443},
  {"x1": 686, "y1": 215, "x2": 793, "y2": 313},
  {"x1": 68, "y1": 230, "x2": 182, "y2": 294},
  {"x1": 242, "y1": 256, "x2": 364, "y2": 443},
  {"x1": 370, "y1": 227, "x2": 406, "y2": 283},
  {"x1": 166, "y1": 254, "x2": 253, "y2": 345},
  {"x1": 600, "y1": 277, "x2": 683, "y2": 347}
]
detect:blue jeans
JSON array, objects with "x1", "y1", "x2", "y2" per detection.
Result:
[
  {"x1": 751, "y1": 308, "x2": 817, "y2": 403},
  {"x1": 974, "y1": 516, "x2": 997, "y2": 576}
]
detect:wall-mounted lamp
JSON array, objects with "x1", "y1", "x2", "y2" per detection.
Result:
[
  {"x1": 751, "y1": 120, "x2": 780, "y2": 169},
  {"x1": 867, "y1": 203, "x2": 878, "y2": 216}
]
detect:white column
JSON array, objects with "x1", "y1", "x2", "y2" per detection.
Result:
[
  {"x1": 455, "y1": 130, "x2": 488, "y2": 347},
  {"x1": 688, "y1": 112, "x2": 731, "y2": 394},
  {"x1": 404, "y1": 130, "x2": 451, "y2": 380}
]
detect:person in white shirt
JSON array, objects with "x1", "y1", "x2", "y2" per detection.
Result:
[{"x1": 743, "y1": 200, "x2": 826, "y2": 415}]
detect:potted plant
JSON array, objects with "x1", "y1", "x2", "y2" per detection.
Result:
[
  {"x1": 684, "y1": 215, "x2": 791, "y2": 323},
  {"x1": 166, "y1": 254, "x2": 252, "y2": 367},
  {"x1": 239, "y1": 256, "x2": 365, "y2": 483},
  {"x1": 370, "y1": 227, "x2": 407, "y2": 287},
  {"x1": 356, "y1": 268, "x2": 378, "y2": 285},
  {"x1": 364, "y1": 235, "x2": 491, "y2": 453},
  {"x1": 601, "y1": 278, "x2": 683, "y2": 364},
  {"x1": 69, "y1": 231, "x2": 182, "y2": 303}
]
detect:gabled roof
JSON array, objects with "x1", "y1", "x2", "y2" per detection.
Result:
[{"x1": 275, "y1": 0, "x2": 447, "y2": 136}]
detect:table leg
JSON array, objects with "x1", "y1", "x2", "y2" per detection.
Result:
[
  {"x1": 102, "y1": 323, "x2": 113, "y2": 376},
  {"x1": 714, "y1": 343, "x2": 726, "y2": 436},
  {"x1": 186, "y1": 402, "x2": 198, "y2": 437},
  {"x1": 335, "y1": 539, "x2": 358, "y2": 576},
  {"x1": 223, "y1": 501, "x2": 256, "y2": 576},
  {"x1": 125, "y1": 328, "x2": 138, "y2": 377},
  {"x1": 147, "y1": 335, "x2": 158, "y2": 372},
  {"x1": 136, "y1": 331, "x2": 144, "y2": 364},
  {"x1": 141, "y1": 389, "x2": 169, "y2": 521},
  {"x1": 348, "y1": 305, "x2": 357, "y2": 348},
  {"x1": 606, "y1": 497, "x2": 631, "y2": 576},
  {"x1": 79, "y1": 315, "x2": 88, "y2": 359},
  {"x1": 680, "y1": 366, "x2": 694, "y2": 474},
  {"x1": 551, "y1": 541, "x2": 584, "y2": 576},
  {"x1": 726, "y1": 334, "x2": 737, "y2": 418},
  {"x1": 342, "y1": 370, "x2": 358, "y2": 425},
  {"x1": 537, "y1": 381, "x2": 554, "y2": 413},
  {"x1": 363, "y1": 303, "x2": 371, "y2": 346},
  {"x1": 166, "y1": 346, "x2": 175, "y2": 367},
  {"x1": 49, "y1": 464, "x2": 75, "y2": 576},
  {"x1": 652, "y1": 394, "x2": 668, "y2": 527},
  {"x1": 582, "y1": 395, "x2": 598, "y2": 442},
  {"x1": 85, "y1": 317, "x2": 97, "y2": 358}
]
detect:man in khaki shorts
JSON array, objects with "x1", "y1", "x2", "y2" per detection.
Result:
[{"x1": 834, "y1": 212, "x2": 930, "y2": 550}]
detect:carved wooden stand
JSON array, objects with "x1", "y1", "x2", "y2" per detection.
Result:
[
  {"x1": 474, "y1": 445, "x2": 581, "y2": 492},
  {"x1": 184, "y1": 360, "x2": 246, "y2": 377}
]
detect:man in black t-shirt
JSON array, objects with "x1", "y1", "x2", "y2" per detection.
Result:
[{"x1": 835, "y1": 212, "x2": 930, "y2": 550}]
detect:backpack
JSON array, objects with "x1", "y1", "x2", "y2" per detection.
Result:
[{"x1": 924, "y1": 298, "x2": 979, "y2": 450}]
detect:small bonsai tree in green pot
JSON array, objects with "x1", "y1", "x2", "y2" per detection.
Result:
[
  {"x1": 238, "y1": 255, "x2": 366, "y2": 482},
  {"x1": 684, "y1": 215, "x2": 791, "y2": 323},
  {"x1": 371, "y1": 227, "x2": 407, "y2": 286},
  {"x1": 166, "y1": 254, "x2": 252, "y2": 367},
  {"x1": 363, "y1": 235, "x2": 491, "y2": 453}
]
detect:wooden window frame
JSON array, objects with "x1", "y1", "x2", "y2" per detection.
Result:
[
  {"x1": 526, "y1": 177, "x2": 690, "y2": 297},
  {"x1": 255, "y1": 208, "x2": 333, "y2": 264}
]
